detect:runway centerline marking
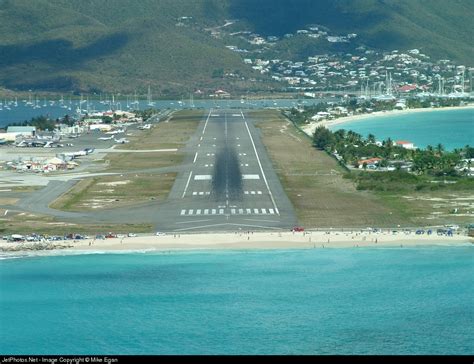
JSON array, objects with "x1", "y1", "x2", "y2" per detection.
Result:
[{"x1": 242, "y1": 111, "x2": 280, "y2": 215}]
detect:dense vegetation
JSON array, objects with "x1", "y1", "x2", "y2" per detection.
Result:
[
  {"x1": 345, "y1": 170, "x2": 474, "y2": 192},
  {"x1": 0, "y1": 0, "x2": 472, "y2": 94},
  {"x1": 312, "y1": 126, "x2": 473, "y2": 177},
  {"x1": 6, "y1": 115, "x2": 73, "y2": 131}
]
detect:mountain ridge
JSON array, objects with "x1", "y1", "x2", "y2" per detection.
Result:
[{"x1": 0, "y1": 0, "x2": 471, "y2": 95}]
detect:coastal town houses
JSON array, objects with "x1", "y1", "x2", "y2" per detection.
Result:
[{"x1": 395, "y1": 140, "x2": 416, "y2": 150}]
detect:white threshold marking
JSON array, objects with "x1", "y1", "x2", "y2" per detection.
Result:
[
  {"x1": 243, "y1": 115, "x2": 280, "y2": 215},
  {"x1": 196, "y1": 209, "x2": 202, "y2": 215},
  {"x1": 194, "y1": 175, "x2": 212, "y2": 180},
  {"x1": 242, "y1": 174, "x2": 260, "y2": 180},
  {"x1": 180, "y1": 209, "x2": 186, "y2": 215},
  {"x1": 182, "y1": 171, "x2": 193, "y2": 198},
  {"x1": 204, "y1": 209, "x2": 209, "y2": 215},
  {"x1": 188, "y1": 209, "x2": 194, "y2": 215}
]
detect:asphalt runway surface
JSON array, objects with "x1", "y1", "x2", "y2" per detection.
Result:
[
  {"x1": 2, "y1": 109, "x2": 298, "y2": 232},
  {"x1": 155, "y1": 109, "x2": 298, "y2": 232}
]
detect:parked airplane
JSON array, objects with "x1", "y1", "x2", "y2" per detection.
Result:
[
  {"x1": 98, "y1": 136, "x2": 114, "y2": 141},
  {"x1": 63, "y1": 150, "x2": 88, "y2": 158},
  {"x1": 105, "y1": 129, "x2": 125, "y2": 135},
  {"x1": 115, "y1": 138, "x2": 130, "y2": 144}
]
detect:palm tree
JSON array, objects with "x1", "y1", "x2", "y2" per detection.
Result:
[
  {"x1": 436, "y1": 143, "x2": 444, "y2": 155},
  {"x1": 367, "y1": 133, "x2": 376, "y2": 144}
]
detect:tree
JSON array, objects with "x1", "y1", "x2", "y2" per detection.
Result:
[
  {"x1": 464, "y1": 146, "x2": 474, "y2": 159},
  {"x1": 367, "y1": 133, "x2": 376, "y2": 144},
  {"x1": 436, "y1": 143, "x2": 444, "y2": 155},
  {"x1": 313, "y1": 126, "x2": 334, "y2": 150}
]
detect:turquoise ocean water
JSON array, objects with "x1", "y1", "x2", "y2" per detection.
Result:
[
  {"x1": 1, "y1": 247, "x2": 473, "y2": 355},
  {"x1": 328, "y1": 108, "x2": 474, "y2": 150}
]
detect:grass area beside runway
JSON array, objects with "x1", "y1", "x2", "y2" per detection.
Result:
[
  {"x1": 0, "y1": 208, "x2": 152, "y2": 235},
  {"x1": 117, "y1": 110, "x2": 203, "y2": 150},
  {"x1": 49, "y1": 110, "x2": 203, "y2": 213},
  {"x1": 49, "y1": 173, "x2": 176, "y2": 212},
  {"x1": 103, "y1": 110, "x2": 202, "y2": 171},
  {"x1": 252, "y1": 110, "x2": 412, "y2": 228}
]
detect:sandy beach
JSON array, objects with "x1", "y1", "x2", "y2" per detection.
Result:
[
  {"x1": 2, "y1": 231, "x2": 471, "y2": 254},
  {"x1": 301, "y1": 105, "x2": 474, "y2": 137}
]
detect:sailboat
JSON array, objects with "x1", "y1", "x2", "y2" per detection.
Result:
[{"x1": 147, "y1": 85, "x2": 155, "y2": 107}]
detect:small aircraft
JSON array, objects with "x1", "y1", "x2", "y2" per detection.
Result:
[
  {"x1": 115, "y1": 138, "x2": 130, "y2": 144},
  {"x1": 98, "y1": 136, "x2": 114, "y2": 141}
]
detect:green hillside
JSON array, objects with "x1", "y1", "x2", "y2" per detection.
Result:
[
  {"x1": 0, "y1": 0, "x2": 264, "y2": 95},
  {"x1": 229, "y1": 0, "x2": 473, "y2": 64},
  {"x1": 0, "y1": 0, "x2": 472, "y2": 95}
]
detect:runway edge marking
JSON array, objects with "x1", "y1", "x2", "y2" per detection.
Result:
[{"x1": 241, "y1": 110, "x2": 280, "y2": 216}]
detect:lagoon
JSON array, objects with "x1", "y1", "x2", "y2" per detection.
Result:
[
  {"x1": 0, "y1": 98, "x2": 333, "y2": 128},
  {"x1": 328, "y1": 108, "x2": 474, "y2": 150}
]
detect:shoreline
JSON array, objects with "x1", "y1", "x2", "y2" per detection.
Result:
[
  {"x1": 301, "y1": 104, "x2": 474, "y2": 137},
  {"x1": 1, "y1": 231, "x2": 472, "y2": 255}
]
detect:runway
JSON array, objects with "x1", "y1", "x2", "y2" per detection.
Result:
[
  {"x1": 1, "y1": 109, "x2": 298, "y2": 232},
  {"x1": 156, "y1": 109, "x2": 298, "y2": 232}
]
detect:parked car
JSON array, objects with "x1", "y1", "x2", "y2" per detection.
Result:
[
  {"x1": 291, "y1": 226, "x2": 305, "y2": 232},
  {"x1": 128, "y1": 233, "x2": 137, "y2": 237},
  {"x1": 155, "y1": 232, "x2": 166, "y2": 236}
]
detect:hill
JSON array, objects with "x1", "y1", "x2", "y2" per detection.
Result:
[
  {"x1": 0, "y1": 0, "x2": 472, "y2": 95},
  {"x1": 229, "y1": 0, "x2": 473, "y2": 64}
]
